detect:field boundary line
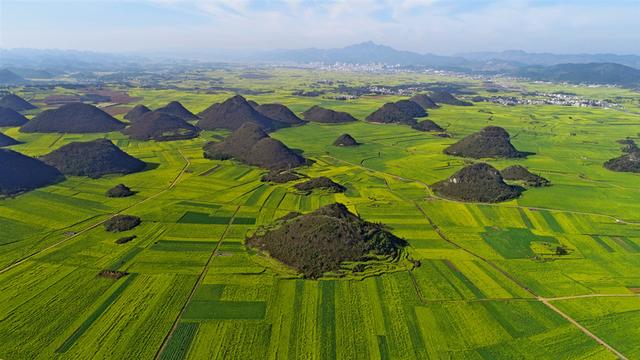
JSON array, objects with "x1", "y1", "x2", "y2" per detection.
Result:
[
  {"x1": 0, "y1": 150, "x2": 191, "y2": 275},
  {"x1": 359, "y1": 153, "x2": 633, "y2": 357},
  {"x1": 325, "y1": 155, "x2": 640, "y2": 225},
  {"x1": 414, "y1": 203, "x2": 537, "y2": 296},
  {"x1": 540, "y1": 298, "x2": 628, "y2": 360},
  {"x1": 48, "y1": 133, "x2": 66, "y2": 148},
  {"x1": 198, "y1": 164, "x2": 220, "y2": 176},
  {"x1": 414, "y1": 202, "x2": 629, "y2": 359},
  {"x1": 154, "y1": 205, "x2": 241, "y2": 359},
  {"x1": 545, "y1": 293, "x2": 640, "y2": 301}
]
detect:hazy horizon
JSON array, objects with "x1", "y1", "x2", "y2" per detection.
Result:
[{"x1": 1, "y1": 0, "x2": 639, "y2": 56}]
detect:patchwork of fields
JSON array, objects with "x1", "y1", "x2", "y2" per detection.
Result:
[{"x1": 1, "y1": 70, "x2": 639, "y2": 359}]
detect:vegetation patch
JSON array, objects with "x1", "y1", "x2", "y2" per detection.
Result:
[
  {"x1": 610, "y1": 236, "x2": 640, "y2": 253},
  {"x1": 0, "y1": 132, "x2": 21, "y2": 147},
  {"x1": 104, "y1": 214, "x2": 141, "y2": 232},
  {"x1": 177, "y1": 212, "x2": 239, "y2": 224},
  {"x1": 250, "y1": 101, "x2": 306, "y2": 126},
  {"x1": 183, "y1": 300, "x2": 267, "y2": 320},
  {"x1": 294, "y1": 176, "x2": 346, "y2": 193},
  {"x1": 20, "y1": 102, "x2": 125, "y2": 133},
  {"x1": 178, "y1": 211, "x2": 223, "y2": 224},
  {"x1": 429, "y1": 91, "x2": 473, "y2": 106},
  {"x1": 123, "y1": 104, "x2": 150, "y2": 121},
  {"x1": 395, "y1": 99, "x2": 427, "y2": 117},
  {"x1": 319, "y1": 280, "x2": 337, "y2": 359},
  {"x1": 41, "y1": 139, "x2": 146, "y2": 178},
  {"x1": 115, "y1": 235, "x2": 137, "y2": 244},
  {"x1": 302, "y1": 105, "x2": 357, "y2": 123},
  {"x1": 432, "y1": 163, "x2": 524, "y2": 203},
  {"x1": 178, "y1": 201, "x2": 221, "y2": 209},
  {"x1": 482, "y1": 227, "x2": 558, "y2": 259},
  {"x1": 98, "y1": 269, "x2": 129, "y2": 279},
  {"x1": 411, "y1": 119, "x2": 444, "y2": 132},
  {"x1": 0, "y1": 106, "x2": 28, "y2": 126},
  {"x1": 198, "y1": 95, "x2": 284, "y2": 131},
  {"x1": 56, "y1": 274, "x2": 137, "y2": 353},
  {"x1": 539, "y1": 210, "x2": 564, "y2": 233},
  {"x1": 108, "y1": 246, "x2": 143, "y2": 269},
  {"x1": 159, "y1": 322, "x2": 198, "y2": 360},
  {"x1": 604, "y1": 139, "x2": 640, "y2": 173},
  {"x1": 233, "y1": 217, "x2": 256, "y2": 225},
  {"x1": 410, "y1": 93, "x2": 439, "y2": 109},
  {"x1": 0, "y1": 93, "x2": 37, "y2": 112},
  {"x1": 261, "y1": 169, "x2": 303, "y2": 183},
  {"x1": 590, "y1": 235, "x2": 614, "y2": 252},
  {"x1": 122, "y1": 111, "x2": 199, "y2": 141},
  {"x1": 192, "y1": 284, "x2": 225, "y2": 301},
  {"x1": 333, "y1": 133, "x2": 359, "y2": 146},
  {"x1": 203, "y1": 122, "x2": 306, "y2": 170},
  {"x1": 246, "y1": 203, "x2": 408, "y2": 278},
  {"x1": 501, "y1": 165, "x2": 550, "y2": 187},
  {"x1": 444, "y1": 126, "x2": 526, "y2": 159},
  {"x1": 151, "y1": 240, "x2": 215, "y2": 252},
  {"x1": 366, "y1": 102, "x2": 416, "y2": 125},
  {"x1": 0, "y1": 149, "x2": 64, "y2": 196},
  {"x1": 106, "y1": 183, "x2": 135, "y2": 197},
  {"x1": 156, "y1": 100, "x2": 199, "y2": 120}
]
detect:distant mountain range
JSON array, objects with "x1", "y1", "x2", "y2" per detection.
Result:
[
  {"x1": 257, "y1": 41, "x2": 471, "y2": 69},
  {"x1": 0, "y1": 48, "x2": 149, "y2": 72},
  {"x1": 457, "y1": 50, "x2": 640, "y2": 69},
  {"x1": 256, "y1": 42, "x2": 640, "y2": 73},
  {"x1": 515, "y1": 62, "x2": 640, "y2": 87},
  {"x1": 2, "y1": 43, "x2": 640, "y2": 87}
]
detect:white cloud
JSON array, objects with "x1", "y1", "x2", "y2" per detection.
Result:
[{"x1": 1, "y1": 0, "x2": 639, "y2": 54}]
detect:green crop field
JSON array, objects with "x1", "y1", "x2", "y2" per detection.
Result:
[{"x1": 1, "y1": 67, "x2": 639, "y2": 359}]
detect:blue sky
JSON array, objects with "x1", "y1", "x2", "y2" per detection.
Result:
[{"x1": 1, "y1": 0, "x2": 638, "y2": 54}]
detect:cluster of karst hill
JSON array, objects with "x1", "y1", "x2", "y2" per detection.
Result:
[
  {"x1": 364, "y1": 94, "x2": 449, "y2": 133},
  {"x1": 0, "y1": 91, "x2": 544, "y2": 209},
  {"x1": 0, "y1": 88, "x2": 588, "y2": 280},
  {"x1": 198, "y1": 95, "x2": 305, "y2": 131},
  {"x1": 123, "y1": 111, "x2": 199, "y2": 141}
]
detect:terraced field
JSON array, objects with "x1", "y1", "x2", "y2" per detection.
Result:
[{"x1": 1, "y1": 69, "x2": 639, "y2": 359}]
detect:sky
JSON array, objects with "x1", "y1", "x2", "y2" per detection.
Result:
[{"x1": 1, "y1": 0, "x2": 639, "y2": 55}]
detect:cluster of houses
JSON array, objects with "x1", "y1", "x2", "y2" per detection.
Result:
[
  {"x1": 476, "y1": 92, "x2": 619, "y2": 108},
  {"x1": 301, "y1": 62, "x2": 406, "y2": 73}
]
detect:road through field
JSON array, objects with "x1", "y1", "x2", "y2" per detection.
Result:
[
  {"x1": 0, "y1": 149, "x2": 192, "y2": 275},
  {"x1": 416, "y1": 198, "x2": 630, "y2": 359},
  {"x1": 541, "y1": 298, "x2": 629, "y2": 360},
  {"x1": 325, "y1": 155, "x2": 630, "y2": 359}
]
